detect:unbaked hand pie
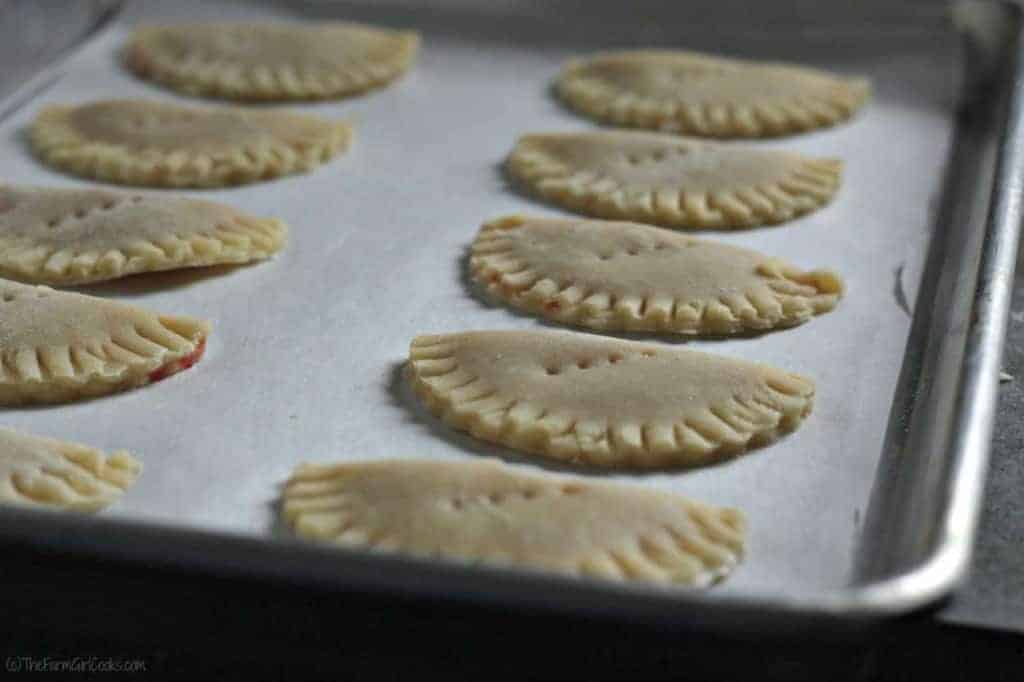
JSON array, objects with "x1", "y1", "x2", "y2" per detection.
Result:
[
  {"x1": 408, "y1": 330, "x2": 814, "y2": 469},
  {"x1": 283, "y1": 458, "x2": 746, "y2": 586},
  {"x1": 0, "y1": 427, "x2": 140, "y2": 511},
  {"x1": 0, "y1": 184, "x2": 287, "y2": 285},
  {"x1": 31, "y1": 99, "x2": 351, "y2": 188},
  {"x1": 506, "y1": 131, "x2": 840, "y2": 229},
  {"x1": 557, "y1": 50, "x2": 870, "y2": 137},
  {"x1": 126, "y1": 21, "x2": 420, "y2": 101},
  {"x1": 0, "y1": 278, "x2": 209, "y2": 405},
  {"x1": 470, "y1": 215, "x2": 843, "y2": 335}
]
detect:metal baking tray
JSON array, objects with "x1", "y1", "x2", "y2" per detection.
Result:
[{"x1": 0, "y1": 0, "x2": 1021, "y2": 633}]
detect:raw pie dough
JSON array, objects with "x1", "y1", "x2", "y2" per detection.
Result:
[
  {"x1": 31, "y1": 99, "x2": 352, "y2": 188},
  {"x1": 283, "y1": 458, "x2": 746, "y2": 586},
  {"x1": 470, "y1": 215, "x2": 843, "y2": 335},
  {"x1": 126, "y1": 21, "x2": 420, "y2": 101},
  {"x1": 506, "y1": 131, "x2": 841, "y2": 229},
  {"x1": 0, "y1": 427, "x2": 140, "y2": 512},
  {"x1": 0, "y1": 184, "x2": 287, "y2": 285},
  {"x1": 0, "y1": 278, "x2": 209, "y2": 405},
  {"x1": 557, "y1": 50, "x2": 870, "y2": 137},
  {"x1": 408, "y1": 330, "x2": 814, "y2": 469}
]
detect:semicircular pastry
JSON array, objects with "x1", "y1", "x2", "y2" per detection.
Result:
[
  {"x1": 283, "y1": 458, "x2": 746, "y2": 587},
  {"x1": 0, "y1": 184, "x2": 287, "y2": 285},
  {"x1": 125, "y1": 21, "x2": 420, "y2": 102},
  {"x1": 408, "y1": 330, "x2": 814, "y2": 469},
  {"x1": 0, "y1": 278, "x2": 209, "y2": 405},
  {"x1": 470, "y1": 215, "x2": 843, "y2": 335},
  {"x1": 0, "y1": 427, "x2": 140, "y2": 512},
  {"x1": 557, "y1": 50, "x2": 870, "y2": 137},
  {"x1": 30, "y1": 99, "x2": 352, "y2": 188},
  {"x1": 506, "y1": 131, "x2": 841, "y2": 229}
]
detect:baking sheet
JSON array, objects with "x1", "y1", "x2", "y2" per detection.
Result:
[{"x1": 0, "y1": 0, "x2": 960, "y2": 601}]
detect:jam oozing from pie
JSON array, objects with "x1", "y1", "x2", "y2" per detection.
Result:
[{"x1": 148, "y1": 337, "x2": 206, "y2": 383}]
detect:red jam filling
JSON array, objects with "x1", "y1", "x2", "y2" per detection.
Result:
[{"x1": 148, "y1": 337, "x2": 206, "y2": 383}]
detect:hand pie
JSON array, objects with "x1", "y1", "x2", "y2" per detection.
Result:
[
  {"x1": 31, "y1": 99, "x2": 351, "y2": 188},
  {"x1": 408, "y1": 330, "x2": 814, "y2": 469},
  {"x1": 126, "y1": 21, "x2": 419, "y2": 101},
  {"x1": 506, "y1": 131, "x2": 840, "y2": 229},
  {"x1": 0, "y1": 427, "x2": 140, "y2": 512},
  {"x1": 557, "y1": 50, "x2": 870, "y2": 137},
  {"x1": 0, "y1": 184, "x2": 286, "y2": 285},
  {"x1": 0, "y1": 278, "x2": 209, "y2": 405},
  {"x1": 284, "y1": 458, "x2": 746, "y2": 587},
  {"x1": 470, "y1": 215, "x2": 842, "y2": 335}
]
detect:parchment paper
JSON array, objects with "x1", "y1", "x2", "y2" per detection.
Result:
[{"x1": 0, "y1": 0, "x2": 959, "y2": 599}]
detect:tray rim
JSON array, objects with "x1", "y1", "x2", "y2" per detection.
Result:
[{"x1": 0, "y1": 0, "x2": 1021, "y2": 631}]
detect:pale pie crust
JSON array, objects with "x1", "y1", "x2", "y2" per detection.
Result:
[
  {"x1": 0, "y1": 278, "x2": 209, "y2": 405},
  {"x1": 31, "y1": 99, "x2": 352, "y2": 188},
  {"x1": 506, "y1": 130, "x2": 841, "y2": 229},
  {"x1": 408, "y1": 330, "x2": 814, "y2": 469},
  {"x1": 284, "y1": 457, "x2": 746, "y2": 586},
  {"x1": 126, "y1": 21, "x2": 420, "y2": 102},
  {"x1": 0, "y1": 427, "x2": 140, "y2": 512},
  {"x1": 470, "y1": 215, "x2": 843, "y2": 335},
  {"x1": 557, "y1": 50, "x2": 870, "y2": 137},
  {"x1": 0, "y1": 184, "x2": 287, "y2": 285}
]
